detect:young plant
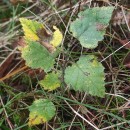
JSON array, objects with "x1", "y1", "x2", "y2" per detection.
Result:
[{"x1": 19, "y1": 6, "x2": 114, "y2": 126}]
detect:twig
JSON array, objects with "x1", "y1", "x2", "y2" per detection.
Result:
[
  {"x1": 64, "y1": 100, "x2": 100, "y2": 130},
  {"x1": 0, "y1": 96, "x2": 14, "y2": 130},
  {"x1": 106, "y1": 93, "x2": 130, "y2": 102},
  {"x1": 121, "y1": 6, "x2": 130, "y2": 32},
  {"x1": 68, "y1": 93, "x2": 87, "y2": 130},
  {"x1": 100, "y1": 121, "x2": 128, "y2": 130},
  {"x1": 101, "y1": 41, "x2": 130, "y2": 63},
  {"x1": 0, "y1": 65, "x2": 27, "y2": 82}
]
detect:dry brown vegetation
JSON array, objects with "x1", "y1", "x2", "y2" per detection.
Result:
[{"x1": 0, "y1": 0, "x2": 130, "y2": 130}]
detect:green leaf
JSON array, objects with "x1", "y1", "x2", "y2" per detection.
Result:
[
  {"x1": 70, "y1": 6, "x2": 114, "y2": 49},
  {"x1": 39, "y1": 72, "x2": 61, "y2": 91},
  {"x1": 21, "y1": 41, "x2": 58, "y2": 72},
  {"x1": 64, "y1": 55, "x2": 105, "y2": 97},
  {"x1": 28, "y1": 99, "x2": 56, "y2": 126}
]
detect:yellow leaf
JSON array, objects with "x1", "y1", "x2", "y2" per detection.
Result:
[
  {"x1": 28, "y1": 99, "x2": 56, "y2": 126},
  {"x1": 19, "y1": 18, "x2": 63, "y2": 49},
  {"x1": 39, "y1": 72, "x2": 61, "y2": 91},
  {"x1": 29, "y1": 112, "x2": 47, "y2": 126},
  {"x1": 50, "y1": 26, "x2": 63, "y2": 47},
  {"x1": 19, "y1": 18, "x2": 43, "y2": 41}
]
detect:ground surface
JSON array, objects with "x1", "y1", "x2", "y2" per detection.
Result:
[{"x1": 0, "y1": 0, "x2": 130, "y2": 130}]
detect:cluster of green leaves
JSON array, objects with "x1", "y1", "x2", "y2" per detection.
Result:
[{"x1": 19, "y1": 6, "x2": 114, "y2": 126}]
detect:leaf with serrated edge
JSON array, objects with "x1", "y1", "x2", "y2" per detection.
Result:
[
  {"x1": 19, "y1": 18, "x2": 43, "y2": 41},
  {"x1": 21, "y1": 41, "x2": 58, "y2": 72},
  {"x1": 28, "y1": 99, "x2": 56, "y2": 126},
  {"x1": 70, "y1": 6, "x2": 114, "y2": 49},
  {"x1": 19, "y1": 18, "x2": 63, "y2": 47},
  {"x1": 65, "y1": 55, "x2": 105, "y2": 97},
  {"x1": 39, "y1": 72, "x2": 61, "y2": 91}
]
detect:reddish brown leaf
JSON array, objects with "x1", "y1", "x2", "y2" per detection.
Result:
[
  {"x1": 0, "y1": 54, "x2": 16, "y2": 78},
  {"x1": 25, "y1": 69, "x2": 45, "y2": 80},
  {"x1": 17, "y1": 37, "x2": 26, "y2": 48}
]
